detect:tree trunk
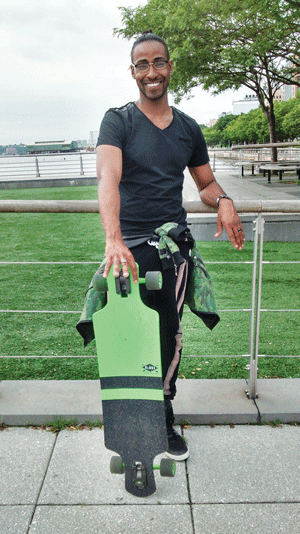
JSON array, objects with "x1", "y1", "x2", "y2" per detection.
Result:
[
  {"x1": 256, "y1": 82, "x2": 278, "y2": 162},
  {"x1": 268, "y1": 104, "x2": 278, "y2": 162}
]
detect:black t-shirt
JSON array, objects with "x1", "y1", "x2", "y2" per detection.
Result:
[{"x1": 97, "y1": 102, "x2": 209, "y2": 240}]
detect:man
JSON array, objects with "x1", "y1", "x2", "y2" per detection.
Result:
[{"x1": 96, "y1": 31, "x2": 245, "y2": 461}]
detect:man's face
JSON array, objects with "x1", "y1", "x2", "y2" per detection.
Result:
[{"x1": 131, "y1": 41, "x2": 173, "y2": 102}]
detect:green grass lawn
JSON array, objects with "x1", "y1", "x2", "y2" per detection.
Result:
[{"x1": 0, "y1": 185, "x2": 299, "y2": 380}]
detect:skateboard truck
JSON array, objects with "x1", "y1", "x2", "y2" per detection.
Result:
[
  {"x1": 92, "y1": 269, "x2": 162, "y2": 294},
  {"x1": 115, "y1": 269, "x2": 163, "y2": 296},
  {"x1": 132, "y1": 462, "x2": 147, "y2": 489},
  {"x1": 115, "y1": 271, "x2": 131, "y2": 297}
]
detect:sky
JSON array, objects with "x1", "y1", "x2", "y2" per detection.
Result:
[{"x1": 0, "y1": 0, "x2": 248, "y2": 146}]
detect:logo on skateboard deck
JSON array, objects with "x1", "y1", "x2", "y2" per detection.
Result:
[{"x1": 143, "y1": 363, "x2": 158, "y2": 373}]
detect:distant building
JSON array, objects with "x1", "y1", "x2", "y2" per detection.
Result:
[
  {"x1": 283, "y1": 82, "x2": 300, "y2": 101},
  {"x1": 281, "y1": 60, "x2": 300, "y2": 100},
  {"x1": 206, "y1": 112, "x2": 231, "y2": 128},
  {"x1": 6, "y1": 146, "x2": 18, "y2": 155},
  {"x1": 89, "y1": 131, "x2": 99, "y2": 147},
  {"x1": 274, "y1": 88, "x2": 284, "y2": 102},
  {"x1": 16, "y1": 144, "x2": 27, "y2": 155},
  {"x1": 76, "y1": 139, "x2": 89, "y2": 150},
  {"x1": 0, "y1": 144, "x2": 27, "y2": 155},
  {"x1": 207, "y1": 118, "x2": 218, "y2": 127},
  {"x1": 26, "y1": 140, "x2": 78, "y2": 154},
  {"x1": 232, "y1": 94, "x2": 259, "y2": 115},
  {"x1": 274, "y1": 81, "x2": 299, "y2": 102}
]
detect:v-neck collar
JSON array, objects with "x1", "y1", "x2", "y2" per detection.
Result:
[{"x1": 133, "y1": 102, "x2": 174, "y2": 131}]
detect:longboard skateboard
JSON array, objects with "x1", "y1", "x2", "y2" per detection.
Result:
[{"x1": 92, "y1": 264, "x2": 176, "y2": 497}]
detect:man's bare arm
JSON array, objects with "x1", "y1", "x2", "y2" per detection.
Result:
[
  {"x1": 188, "y1": 163, "x2": 245, "y2": 250},
  {"x1": 97, "y1": 145, "x2": 138, "y2": 282}
]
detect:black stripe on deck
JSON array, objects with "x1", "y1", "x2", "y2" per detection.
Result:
[{"x1": 100, "y1": 376, "x2": 163, "y2": 390}]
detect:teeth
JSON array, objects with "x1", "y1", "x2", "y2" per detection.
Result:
[{"x1": 147, "y1": 82, "x2": 160, "y2": 87}]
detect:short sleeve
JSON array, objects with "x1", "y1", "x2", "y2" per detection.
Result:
[
  {"x1": 187, "y1": 124, "x2": 210, "y2": 168},
  {"x1": 96, "y1": 109, "x2": 126, "y2": 150}
]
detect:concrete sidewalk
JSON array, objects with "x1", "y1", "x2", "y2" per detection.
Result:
[
  {"x1": 183, "y1": 168, "x2": 300, "y2": 202},
  {"x1": 1, "y1": 424, "x2": 299, "y2": 534},
  {"x1": 1, "y1": 169, "x2": 299, "y2": 533},
  {"x1": 184, "y1": 170, "x2": 300, "y2": 241},
  {"x1": 1, "y1": 379, "x2": 300, "y2": 427}
]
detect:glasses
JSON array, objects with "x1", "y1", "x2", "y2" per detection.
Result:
[{"x1": 131, "y1": 59, "x2": 169, "y2": 73}]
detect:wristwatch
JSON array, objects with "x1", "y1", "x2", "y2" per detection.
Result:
[{"x1": 216, "y1": 194, "x2": 233, "y2": 207}]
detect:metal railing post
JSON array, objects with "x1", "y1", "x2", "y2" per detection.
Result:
[
  {"x1": 246, "y1": 213, "x2": 265, "y2": 399},
  {"x1": 212, "y1": 151, "x2": 216, "y2": 172},
  {"x1": 80, "y1": 155, "x2": 84, "y2": 175},
  {"x1": 35, "y1": 157, "x2": 40, "y2": 177},
  {"x1": 238, "y1": 150, "x2": 243, "y2": 179}
]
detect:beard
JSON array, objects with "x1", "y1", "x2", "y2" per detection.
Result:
[{"x1": 138, "y1": 77, "x2": 169, "y2": 101}]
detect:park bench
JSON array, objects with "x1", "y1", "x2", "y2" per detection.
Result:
[
  {"x1": 240, "y1": 161, "x2": 269, "y2": 176},
  {"x1": 259, "y1": 163, "x2": 300, "y2": 183}
]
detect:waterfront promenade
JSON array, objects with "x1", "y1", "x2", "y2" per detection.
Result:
[
  {"x1": 1, "y1": 164, "x2": 300, "y2": 533},
  {"x1": 1, "y1": 424, "x2": 300, "y2": 534}
]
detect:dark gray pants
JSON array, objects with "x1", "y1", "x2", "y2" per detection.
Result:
[{"x1": 129, "y1": 239, "x2": 190, "y2": 400}]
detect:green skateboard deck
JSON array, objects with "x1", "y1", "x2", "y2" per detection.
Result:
[{"x1": 92, "y1": 264, "x2": 175, "y2": 497}]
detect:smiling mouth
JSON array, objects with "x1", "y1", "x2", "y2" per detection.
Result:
[{"x1": 145, "y1": 81, "x2": 161, "y2": 88}]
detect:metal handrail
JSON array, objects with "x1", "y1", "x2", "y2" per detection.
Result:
[
  {"x1": 1, "y1": 200, "x2": 299, "y2": 400},
  {"x1": 1, "y1": 199, "x2": 300, "y2": 213},
  {"x1": 0, "y1": 153, "x2": 96, "y2": 179}
]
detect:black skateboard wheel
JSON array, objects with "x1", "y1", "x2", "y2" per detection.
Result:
[
  {"x1": 160, "y1": 458, "x2": 176, "y2": 477},
  {"x1": 110, "y1": 455, "x2": 125, "y2": 474},
  {"x1": 145, "y1": 271, "x2": 163, "y2": 290},
  {"x1": 92, "y1": 272, "x2": 108, "y2": 292}
]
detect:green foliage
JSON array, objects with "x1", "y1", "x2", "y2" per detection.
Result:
[
  {"x1": 203, "y1": 97, "x2": 300, "y2": 146},
  {"x1": 179, "y1": 356, "x2": 300, "y2": 380},
  {"x1": 0, "y1": 186, "x2": 299, "y2": 382},
  {"x1": 2, "y1": 354, "x2": 300, "y2": 380},
  {"x1": 201, "y1": 115, "x2": 238, "y2": 146},
  {"x1": 117, "y1": 0, "x2": 300, "y2": 97},
  {"x1": 0, "y1": 358, "x2": 98, "y2": 380},
  {"x1": 116, "y1": 0, "x2": 300, "y2": 148},
  {"x1": 281, "y1": 98, "x2": 300, "y2": 140},
  {"x1": 32, "y1": 419, "x2": 103, "y2": 432}
]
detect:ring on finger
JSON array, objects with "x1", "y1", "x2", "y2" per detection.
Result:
[
  {"x1": 237, "y1": 229, "x2": 242, "y2": 233},
  {"x1": 120, "y1": 258, "x2": 127, "y2": 263}
]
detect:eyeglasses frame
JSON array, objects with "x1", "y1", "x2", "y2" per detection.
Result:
[{"x1": 131, "y1": 59, "x2": 170, "y2": 73}]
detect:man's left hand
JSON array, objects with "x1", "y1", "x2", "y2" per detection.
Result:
[{"x1": 215, "y1": 200, "x2": 245, "y2": 250}]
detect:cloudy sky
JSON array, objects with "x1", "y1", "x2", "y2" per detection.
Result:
[{"x1": 1, "y1": 0, "x2": 247, "y2": 146}]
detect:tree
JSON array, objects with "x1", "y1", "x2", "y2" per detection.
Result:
[
  {"x1": 116, "y1": 0, "x2": 300, "y2": 160},
  {"x1": 203, "y1": 95, "x2": 300, "y2": 145},
  {"x1": 224, "y1": 115, "x2": 249, "y2": 145},
  {"x1": 281, "y1": 94, "x2": 300, "y2": 140},
  {"x1": 202, "y1": 126, "x2": 222, "y2": 147},
  {"x1": 223, "y1": 108, "x2": 269, "y2": 144}
]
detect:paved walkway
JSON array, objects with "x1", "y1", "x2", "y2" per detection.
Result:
[
  {"x1": 184, "y1": 169, "x2": 300, "y2": 241},
  {"x1": 1, "y1": 424, "x2": 299, "y2": 534},
  {"x1": 183, "y1": 168, "x2": 300, "y2": 202},
  {"x1": 1, "y1": 168, "x2": 299, "y2": 533},
  {"x1": 1, "y1": 378, "x2": 300, "y2": 426}
]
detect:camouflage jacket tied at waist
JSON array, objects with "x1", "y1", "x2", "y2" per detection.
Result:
[
  {"x1": 76, "y1": 222, "x2": 219, "y2": 346},
  {"x1": 154, "y1": 223, "x2": 220, "y2": 331}
]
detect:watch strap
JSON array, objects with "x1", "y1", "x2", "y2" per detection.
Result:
[{"x1": 216, "y1": 194, "x2": 233, "y2": 207}]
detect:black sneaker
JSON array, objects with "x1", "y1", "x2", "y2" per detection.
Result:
[
  {"x1": 164, "y1": 399, "x2": 189, "y2": 461},
  {"x1": 166, "y1": 426, "x2": 189, "y2": 461}
]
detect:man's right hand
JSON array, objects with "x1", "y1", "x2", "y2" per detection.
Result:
[{"x1": 103, "y1": 241, "x2": 138, "y2": 284}]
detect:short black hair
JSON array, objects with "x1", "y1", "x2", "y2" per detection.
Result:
[{"x1": 131, "y1": 31, "x2": 170, "y2": 62}]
